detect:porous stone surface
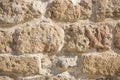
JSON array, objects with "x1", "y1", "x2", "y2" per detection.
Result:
[
  {"x1": 0, "y1": 0, "x2": 41, "y2": 27},
  {"x1": 85, "y1": 23, "x2": 112, "y2": 51},
  {"x1": 0, "y1": 54, "x2": 41, "y2": 76},
  {"x1": 13, "y1": 21, "x2": 64, "y2": 54},
  {"x1": 82, "y1": 51, "x2": 120, "y2": 76},
  {"x1": 0, "y1": 0, "x2": 120, "y2": 80},
  {"x1": 0, "y1": 76, "x2": 14, "y2": 80},
  {"x1": 57, "y1": 56, "x2": 78, "y2": 68},
  {"x1": 0, "y1": 30, "x2": 13, "y2": 53},
  {"x1": 91, "y1": 0, "x2": 120, "y2": 21},
  {"x1": 63, "y1": 23, "x2": 89, "y2": 53},
  {"x1": 114, "y1": 22, "x2": 120, "y2": 49},
  {"x1": 47, "y1": 0, "x2": 81, "y2": 22}
]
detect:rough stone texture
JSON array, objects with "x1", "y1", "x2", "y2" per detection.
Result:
[
  {"x1": 0, "y1": 0, "x2": 120, "y2": 80},
  {"x1": 79, "y1": 0, "x2": 92, "y2": 19},
  {"x1": 92, "y1": 0, "x2": 120, "y2": 21},
  {"x1": 63, "y1": 23, "x2": 89, "y2": 53},
  {"x1": 0, "y1": 0, "x2": 41, "y2": 27},
  {"x1": 0, "y1": 54, "x2": 41, "y2": 76},
  {"x1": 19, "y1": 75, "x2": 46, "y2": 80},
  {"x1": 0, "y1": 30, "x2": 12, "y2": 53},
  {"x1": 0, "y1": 76, "x2": 14, "y2": 80},
  {"x1": 48, "y1": 72, "x2": 76, "y2": 80},
  {"x1": 85, "y1": 23, "x2": 112, "y2": 51},
  {"x1": 82, "y1": 51, "x2": 120, "y2": 76},
  {"x1": 13, "y1": 21, "x2": 64, "y2": 54},
  {"x1": 105, "y1": 0, "x2": 120, "y2": 18},
  {"x1": 47, "y1": 0, "x2": 81, "y2": 22},
  {"x1": 57, "y1": 56, "x2": 78, "y2": 68},
  {"x1": 114, "y1": 22, "x2": 120, "y2": 49}
]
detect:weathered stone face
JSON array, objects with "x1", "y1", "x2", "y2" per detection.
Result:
[
  {"x1": 63, "y1": 23, "x2": 89, "y2": 53},
  {"x1": 0, "y1": 54, "x2": 41, "y2": 76},
  {"x1": 0, "y1": 31, "x2": 12, "y2": 53},
  {"x1": 0, "y1": 0, "x2": 41, "y2": 27},
  {"x1": 114, "y1": 22, "x2": 120, "y2": 49},
  {"x1": 85, "y1": 23, "x2": 112, "y2": 51},
  {"x1": 91, "y1": 0, "x2": 120, "y2": 21},
  {"x1": 82, "y1": 51, "x2": 120, "y2": 76},
  {"x1": 13, "y1": 22, "x2": 64, "y2": 54},
  {"x1": 47, "y1": 0, "x2": 81, "y2": 22},
  {"x1": 0, "y1": 76, "x2": 14, "y2": 80},
  {"x1": 105, "y1": 0, "x2": 120, "y2": 18},
  {"x1": 79, "y1": 0, "x2": 92, "y2": 19}
]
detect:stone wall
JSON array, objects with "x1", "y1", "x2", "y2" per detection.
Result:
[{"x1": 0, "y1": 0, "x2": 120, "y2": 80}]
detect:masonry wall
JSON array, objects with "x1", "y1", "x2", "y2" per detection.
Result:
[{"x1": 0, "y1": 0, "x2": 120, "y2": 80}]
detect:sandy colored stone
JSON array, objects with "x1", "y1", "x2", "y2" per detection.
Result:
[
  {"x1": 114, "y1": 22, "x2": 120, "y2": 49},
  {"x1": 48, "y1": 72, "x2": 75, "y2": 80},
  {"x1": 79, "y1": 0, "x2": 92, "y2": 19},
  {"x1": 47, "y1": 0, "x2": 81, "y2": 22},
  {"x1": 105, "y1": 0, "x2": 120, "y2": 18},
  {"x1": 0, "y1": 76, "x2": 14, "y2": 80},
  {"x1": 0, "y1": 54, "x2": 41, "y2": 76},
  {"x1": 82, "y1": 51, "x2": 120, "y2": 76},
  {"x1": 91, "y1": 0, "x2": 106, "y2": 22},
  {"x1": 0, "y1": 30, "x2": 12, "y2": 53},
  {"x1": 0, "y1": 0, "x2": 41, "y2": 27},
  {"x1": 63, "y1": 23, "x2": 89, "y2": 53},
  {"x1": 91, "y1": 0, "x2": 120, "y2": 21},
  {"x1": 57, "y1": 56, "x2": 78, "y2": 68},
  {"x1": 19, "y1": 75, "x2": 45, "y2": 80},
  {"x1": 85, "y1": 23, "x2": 112, "y2": 51},
  {"x1": 13, "y1": 21, "x2": 64, "y2": 54}
]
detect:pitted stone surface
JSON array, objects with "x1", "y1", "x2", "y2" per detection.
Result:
[
  {"x1": 13, "y1": 21, "x2": 64, "y2": 54},
  {"x1": 114, "y1": 22, "x2": 120, "y2": 49},
  {"x1": 47, "y1": 0, "x2": 81, "y2": 22},
  {"x1": 0, "y1": 0, "x2": 41, "y2": 27},
  {"x1": 82, "y1": 51, "x2": 120, "y2": 76},
  {"x1": 63, "y1": 23, "x2": 89, "y2": 53},
  {"x1": 85, "y1": 23, "x2": 112, "y2": 51},
  {"x1": 0, "y1": 54, "x2": 41, "y2": 76},
  {"x1": 0, "y1": 31, "x2": 12, "y2": 53}
]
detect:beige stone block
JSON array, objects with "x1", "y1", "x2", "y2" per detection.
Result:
[
  {"x1": 47, "y1": 0, "x2": 81, "y2": 22},
  {"x1": 82, "y1": 51, "x2": 120, "y2": 76},
  {"x1": 114, "y1": 22, "x2": 120, "y2": 49},
  {"x1": 0, "y1": 54, "x2": 41, "y2": 76},
  {"x1": 0, "y1": 76, "x2": 14, "y2": 80},
  {"x1": 0, "y1": 0, "x2": 41, "y2": 27},
  {"x1": 63, "y1": 23, "x2": 89, "y2": 53},
  {"x1": 13, "y1": 21, "x2": 64, "y2": 54},
  {"x1": 0, "y1": 31, "x2": 12, "y2": 53}
]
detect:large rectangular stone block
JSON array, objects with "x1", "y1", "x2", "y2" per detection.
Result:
[
  {"x1": 0, "y1": 54, "x2": 41, "y2": 76},
  {"x1": 82, "y1": 51, "x2": 120, "y2": 76}
]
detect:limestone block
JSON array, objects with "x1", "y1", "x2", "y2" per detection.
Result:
[
  {"x1": 0, "y1": 54, "x2": 41, "y2": 76},
  {"x1": 85, "y1": 23, "x2": 112, "y2": 51},
  {"x1": 13, "y1": 21, "x2": 64, "y2": 54},
  {"x1": 0, "y1": 76, "x2": 14, "y2": 80},
  {"x1": 48, "y1": 72, "x2": 76, "y2": 80},
  {"x1": 47, "y1": 0, "x2": 81, "y2": 22},
  {"x1": 79, "y1": 0, "x2": 92, "y2": 19},
  {"x1": 82, "y1": 51, "x2": 120, "y2": 76},
  {"x1": 0, "y1": 31, "x2": 12, "y2": 53},
  {"x1": 57, "y1": 56, "x2": 78, "y2": 68},
  {"x1": 63, "y1": 23, "x2": 89, "y2": 53},
  {"x1": 0, "y1": 0, "x2": 41, "y2": 27},
  {"x1": 19, "y1": 75, "x2": 45, "y2": 80},
  {"x1": 105, "y1": 0, "x2": 120, "y2": 18},
  {"x1": 91, "y1": 0, "x2": 106, "y2": 22},
  {"x1": 114, "y1": 22, "x2": 120, "y2": 49}
]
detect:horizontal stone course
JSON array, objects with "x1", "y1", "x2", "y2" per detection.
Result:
[
  {"x1": 82, "y1": 51, "x2": 120, "y2": 76},
  {"x1": 0, "y1": 54, "x2": 41, "y2": 76}
]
